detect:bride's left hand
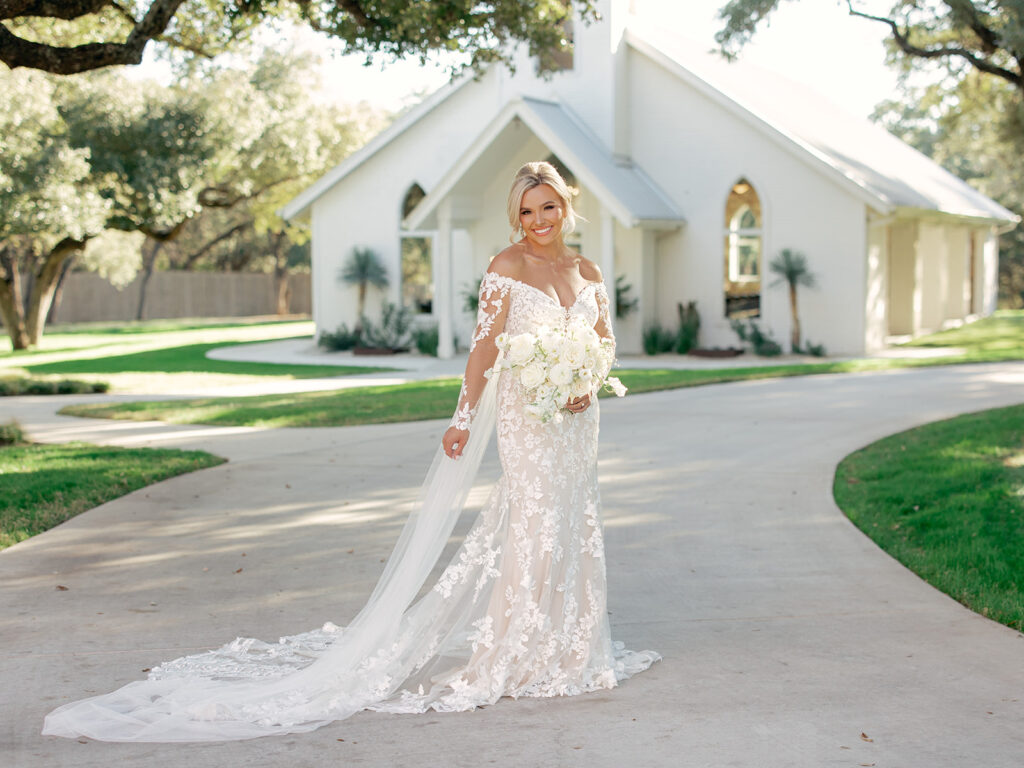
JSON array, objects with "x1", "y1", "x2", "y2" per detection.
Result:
[{"x1": 566, "y1": 394, "x2": 591, "y2": 414}]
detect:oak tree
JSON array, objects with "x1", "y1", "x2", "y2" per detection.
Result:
[{"x1": 0, "y1": 0, "x2": 594, "y2": 75}]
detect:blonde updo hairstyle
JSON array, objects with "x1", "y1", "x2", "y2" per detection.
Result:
[{"x1": 506, "y1": 161, "x2": 578, "y2": 243}]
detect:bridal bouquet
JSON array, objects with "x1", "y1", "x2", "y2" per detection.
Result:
[{"x1": 486, "y1": 316, "x2": 627, "y2": 424}]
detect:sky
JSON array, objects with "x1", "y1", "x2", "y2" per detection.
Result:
[
  {"x1": 303, "y1": 0, "x2": 902, "y2": 119},
  {"x1": 136, "y1": 0, "x2": 902, "y2": 119}
]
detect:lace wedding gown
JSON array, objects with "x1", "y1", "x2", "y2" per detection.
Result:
[{"x1": 42, "y1": 272, "x2": 660, "y2": 742}]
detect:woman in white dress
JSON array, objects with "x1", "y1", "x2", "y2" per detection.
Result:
[{"x1": 42, "y1": 161, "x2": 660, "y2": 743}]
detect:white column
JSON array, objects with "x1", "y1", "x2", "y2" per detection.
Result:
[
  {"x1": 600, "y1": 206, "x2": 617, "y2": 321},
  {"x1": 436, "y1": 199, "x2": 455, "y2": 359}
]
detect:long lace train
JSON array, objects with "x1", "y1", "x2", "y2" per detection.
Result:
[{"x1": 42, "y1": 273, "x2": 661, "y2": 742}]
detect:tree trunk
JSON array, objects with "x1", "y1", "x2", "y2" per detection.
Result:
[
  {"x1": 789, "y1": 284, "x2": 800, "y2": 353},
  {"x1": 46, "y1": 255, "x2": 75, "y2": 326},
  {"x1": 26, "y1": 237, "x2": 86, "y2": 346},
  {"x1": 356, "y1": 282, "x2": 367, "y2": 333},
  {"x1": 135, "y1": 239, "x2": 163, "y2": 321},
  {"x1": 0, "y1": 246, "x2": 30, "y2": 350},
  {"x1": 270, "y1": 233, "x2": 291, "y2": 316}
]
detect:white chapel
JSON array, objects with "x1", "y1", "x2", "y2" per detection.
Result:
[{"x1": 282, "y1": 0, "x2": 1017, "y2": 357}]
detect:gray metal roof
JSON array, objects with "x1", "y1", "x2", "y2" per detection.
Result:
[
  {"x1": 405, "y1": 96, "x2": 683, "y2": 231},
  {"x1": 628, "y1": 24, "x2": 1018, "y2": 224},
  {"x1": 519, "y1": 97, "x2": 683, "y2": 225}
]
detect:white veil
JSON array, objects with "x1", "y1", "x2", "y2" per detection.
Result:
[{"x1": 42, "y1": 377, "x2": 500, "y2": 742}]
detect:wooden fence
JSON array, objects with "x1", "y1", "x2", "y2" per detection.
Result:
[{"x1": 40, "y1": 272, "x2": 311, "y2": 324}]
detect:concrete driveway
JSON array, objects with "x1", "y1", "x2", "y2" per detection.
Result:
[{"x1": 1, "y1": 362, "x2": 1023, "y2": 767}]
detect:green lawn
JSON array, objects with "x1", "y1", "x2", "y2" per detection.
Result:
[
  {"x1": 60, "y1": 311, "x2": 1024, "y2": 428},
  {"x1": 0, "y1": 441, "x2": 225, "y2": 550},
  {"x1": 0, "y1": 317, "x2": 392, "y2": 393},
  {"x1": 834, "y1": 403, "x2": 1024, "y2": 631}
]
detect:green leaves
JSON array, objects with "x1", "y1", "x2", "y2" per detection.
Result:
[
  {"x1": 0, "y1": 70, "x2": 108, "y2": 244},
  {"x1": 1, "y1": 1, "x2": 596, "y2": 76}
]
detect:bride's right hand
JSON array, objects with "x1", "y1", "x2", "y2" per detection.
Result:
[{"x1": 443, "y1": 427, "x2": 470, "y2": 459}]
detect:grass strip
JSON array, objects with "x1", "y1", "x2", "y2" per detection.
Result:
[
  {"x1": 61, "y1": 378, "x2": 466, "y2": 428},
  {"x1": 20, "y1": 339, "x2": 387, "y2": 379},
  {"x1": 56, "y1": 354, "x2": 1019, "y2": 428},
  {"x1": 0, "y1": 442, "x2": 225, "y2": 550},
  {"x1": 834, "y1": 403, "x2": 1024, "y2": 631}
]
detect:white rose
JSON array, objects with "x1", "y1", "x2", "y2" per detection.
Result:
[
  {"x1": 519, "y1": 362, "x2": 546, "y2": 389},
  {"x1": 536, "y1": 382, "x2": 555, "y2": 402},
  {"x1": 606, "y1": 376, "x2": 627, "y2": 397},
  {"x1": 548, "y1": 361, "x2": 573, "y2": 387},
  {"x1": 560, "y1": 339, "x2": 587, "y2": 369},
  {"x1": 508, "y1": 333, "x2": 536, "y2": 366},
  {"x1": 579, "y1": 326, "x2": 600, "y2": 347},
  {"x1": 582, "y1": 354, "x2": 597, "y2": 371},
  {"x1": 570, "y1": 376, "x2": 592, "y2": 398},
  {"x1": 538, "y1": 330, "x2": 562, "y2": 356},
  {"x1": 495, "y1": 332, "x2": 510, "y2": 350}
]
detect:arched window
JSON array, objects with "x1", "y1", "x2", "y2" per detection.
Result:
[
  {"x1": 400, "y1": 183, "x2": 432, "y2": 314},
  {"x1": 723, "y1": 179, "x2": 762, "y2": 318}
]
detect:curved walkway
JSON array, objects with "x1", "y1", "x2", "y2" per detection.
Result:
[{"x1": 1, "y1": 362, "x2": 1023, "y2": 767}]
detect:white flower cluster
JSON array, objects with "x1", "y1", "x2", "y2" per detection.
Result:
[{"x1": 487, "y1": 316, "x2": 627, "y2": 423}]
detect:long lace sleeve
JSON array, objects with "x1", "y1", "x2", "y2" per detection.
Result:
[
  {"x1": 450, "y1": 272, "x2": 514, "y2": 431},
  {"x1": 593, "y1": 280, "x2": 616, "y2": 379}
]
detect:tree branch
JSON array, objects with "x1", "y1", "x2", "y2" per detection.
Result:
[
  {"x1": 333, "y1": 0, "x2": 374, "y2": 28},
  {"x1": 0, "y1": 0, "x2": 109, "y2": 21},
  {"x1": 181, "y1": 220, "x2": 250, "y2": 269},
  {"x1": 846, "y1": 1, "x2": 1023, "y2": 91},
  {"x1": 0, "y1": 0, "x2": 187, "y2": 73},
  {"x1": 198, "y1": 176, "x2": 301, "y2": 208}
]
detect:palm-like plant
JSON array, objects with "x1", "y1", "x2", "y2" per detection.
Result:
[
  {"x1": 769, "y1": 248, "x2": 817, "y2": 353},
  {"x1": 338, "y1": 247, "x2": 389, "y2": 334}
]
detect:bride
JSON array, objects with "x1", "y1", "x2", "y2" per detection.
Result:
[{"x1": 42, "y1": 161, "x2": 660, "y2": 742}]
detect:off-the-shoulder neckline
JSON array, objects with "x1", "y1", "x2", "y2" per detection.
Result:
[{"x1": 483, "y1": 273, "x2": 602, "y2": 310}]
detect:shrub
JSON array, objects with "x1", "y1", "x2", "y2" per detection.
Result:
[
  {"x1": 675, "y1": 301, "x2": 700, "y2": 354},
  {"x1": 0, "y1": 421, "x2": 24, "y2": 445},
  {"x1": 642, "y1": 324, "x2": 677, "y2": 355},
  {"x1": 730, "y1": 319, "x2": 783, "y2": 356},
  {"x1": 360, "y1": 302, "x2": 413, "y2": 351},
  {"x1": 616, "y1": 275, "x2": 639, "y2": 320},
  {"x1": 412, "y1": 324, "x2": 439, "y2": 356},
  {"x1": 462, "y1": 275, "x2": 483, "y2": 314},
  {"x1": 0, "y1": 377, "x2": 108, "y2": 396},
  {"x1": 318, "y1": 324, "x2": 360, "y2": 351},
  {"x1": 799, "y1": 340, "x2": 827, "y2": 357}
]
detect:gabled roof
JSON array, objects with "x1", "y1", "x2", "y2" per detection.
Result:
[
  {"x1": 280, "y1": 72, "x2": 476, "y2": 221},
  {"x1": 405, "y1": 96, "x2": 683, "y2": 230},
  {"x1": 626, "y1": 21, "x2": 1018, "y2": 225}
]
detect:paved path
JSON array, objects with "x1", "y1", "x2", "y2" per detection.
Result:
[{"x1": 2, "y1": 363, "x2": 1023, "y2": 767}]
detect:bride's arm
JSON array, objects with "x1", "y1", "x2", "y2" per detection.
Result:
[
  {"x1": 442, "y1": 270, "x2": 513, "y2": 459},
  {"x1": 593, "y1": 279, "x2": 615, "y2": 357},
  {"x1": 566, "y1": 264, "x2": 615, "y2": 414}
]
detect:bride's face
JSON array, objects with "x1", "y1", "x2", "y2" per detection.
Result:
[{"x1": 519, "y1": 184, "x2": 564, "y2": 246}]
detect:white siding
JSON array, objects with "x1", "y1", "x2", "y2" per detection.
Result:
[
  {"x1": 865, "y1": 221, "x2": 889, "y2": 351},
  {"x1": 309, "y1": 70, "x2": 503, "y2": 337},
  {"x1": 628, "y1": 50, "x2": 868, "y2": 355}
]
